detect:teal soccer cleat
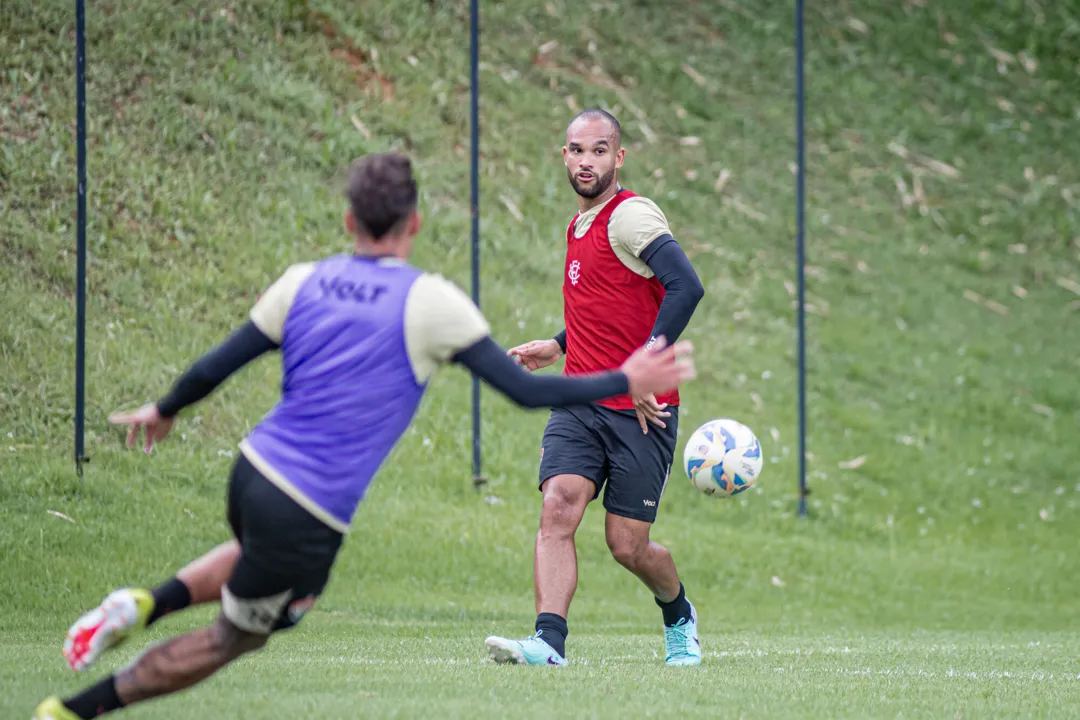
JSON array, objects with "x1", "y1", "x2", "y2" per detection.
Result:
[
  {"x1": 663, "y1": 600, "x2": 702, "y2": 665},
  {"x1": 485, "y1": 630, "x2": 568, "y2": 666}
]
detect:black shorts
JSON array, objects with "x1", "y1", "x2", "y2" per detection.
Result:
[
  {"x1": 223, "y1": 453, "x2": 344, "y2": 634},
  {"x1": 538, "y1": 403, "x2": 679, "y2": 523}
]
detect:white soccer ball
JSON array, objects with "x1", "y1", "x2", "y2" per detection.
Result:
[{"x1": 682, "y1": 418, "x2": 763, "y2": 498}]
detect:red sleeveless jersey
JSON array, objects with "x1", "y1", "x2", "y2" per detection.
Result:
[{"x1": 562, "y1": 189, "x2": 679, "y2": 411}]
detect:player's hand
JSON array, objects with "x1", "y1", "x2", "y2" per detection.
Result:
[
  {"x1": 632, "y1": 393, "x2": 671, "y2": 435},
  {"x1": 508, "y1": 338, "x2": 563, "y2": 372},
  {"x1": 109, "y1": 403, "x2": 175, "y2": 454},
  {"x1": 620, "y1": 336, "x2": 694, "y2": 433}
]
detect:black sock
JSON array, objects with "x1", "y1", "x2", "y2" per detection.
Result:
[
  {"x1": 535, "y1": 612, "x2": 568, "y2": 658},
  {"x1": 656, "y1": 583, "x2": 693, "y2": 627},
  {"x1": 63, "y1": 675, "x2": 124, "y2": 718},
  {"x1": 148, "y1": 577, "x2": 191, "y2": 626}
]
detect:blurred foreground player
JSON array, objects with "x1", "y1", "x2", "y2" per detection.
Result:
[
  {"x1": 485, "y1": 110, "x2": 705, "y2": 667},
  {"x1": 33, "y1": 152, "x2": 696, "y2": 719}
]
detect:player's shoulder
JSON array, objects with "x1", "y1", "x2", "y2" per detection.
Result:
[
  {"x1": 405, "y1": 272, "x2": 490, "y2": 346},
  {"x1": 607, "y1": 192, "x2": 672, "y2": 241},
  {"x1": 260, "y1": 261, "x2": 319, "y2": 296},
  {"x1": 611, "y1": 193, "x2": 668, "y2": 219},
  {"x1": 408, "y1": 272, "x2": 481, "y2": 313},
  {"x1": 282, "y1": 260, "x2": 319, "y2": 278},
  {"x1": 412, "y1": 271, "x2": 468, "y2": 297}
]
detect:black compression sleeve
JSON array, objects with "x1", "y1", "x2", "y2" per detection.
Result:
[
  {"x1": 554, "y1": 329, "x2": 567, "y2": 354},
  {"x1": 640, "y1": 235, "x2": 704, "y2": 345},
  {"x1": 452, "y1": 337, "x2": 628, "y2": 408},
  {"x1": 156, "y1": 321, "x2": 279, "y2": 417}
]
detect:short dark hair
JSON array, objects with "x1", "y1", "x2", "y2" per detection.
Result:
[
  {"x1": 567, "y1": 108, "x2": 622, "y2": 147},
  {"x1": 346, "y1": 152, "x2": 418, "y2": 240}
]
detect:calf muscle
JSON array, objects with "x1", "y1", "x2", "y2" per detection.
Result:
[{"x1": 115, "y1": 615, "x2": 266, "y2": 705}]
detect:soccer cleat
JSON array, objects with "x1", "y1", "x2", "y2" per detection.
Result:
[
  {"x1": 485, "y1": 630, "x2": 568, "y2": 666},
  {"x1": 32, "y1": 697, "x2": 79, "y2": 720},
  {"x1": 63, "y1": 588, "x2": 154, "y2": 672},
  {"x1": 663, "y1": 600, "x2": 702, "y2": 666}
]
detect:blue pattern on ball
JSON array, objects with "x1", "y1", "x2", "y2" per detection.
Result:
[
  {"x1": 720, "y1": 427, "x2": 736, "y2": 452},
  {"x1": 743, "y1": 438, "x2": 761, "y2": 459},
  {"x1": 710, "y1": 463, "x2": 728, "y2": 491}
]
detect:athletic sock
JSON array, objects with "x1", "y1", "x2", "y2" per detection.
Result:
[
  {"x1": 63, "y1": 675, "x2": 124, "y2": 718},
  {"x1": 148, "y1": 577, "x2": 192, "y2": 626},
  {"x1": 534, "y1": 612, "x2": 568, "y2": 658},
  {"x1": 656, "y1": 582, "x2": 693, "y2": 627}
]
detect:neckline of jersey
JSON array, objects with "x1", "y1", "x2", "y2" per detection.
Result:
[
  {"x1": 573, "y1": 186, "x2": 627, "y2": 238},
  {"x1": 576, "y1": 185, "x2": 624, "y2": 218},
  {"x1": 351, "y1": 253, "x2": 405, "y2": 266}
]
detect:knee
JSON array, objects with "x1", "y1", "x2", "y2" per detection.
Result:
[
  {"x1": 607, "y1": 535, "x2": 647, "y2": 571},
  {"x1": 211, "y1": 617, "x2": 268, "y2": 659},
  {"x1": 539, "y1": 481, "x2": 589, "y2": 539}
]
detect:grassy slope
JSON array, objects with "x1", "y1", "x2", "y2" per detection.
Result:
[{"x1": 2, "y1": 0, "x2": 1080, "y2": 716}]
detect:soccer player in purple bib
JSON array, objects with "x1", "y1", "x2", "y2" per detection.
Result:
[{"x1": 34, "y1": 153, "x2": 695, "y2": 719}]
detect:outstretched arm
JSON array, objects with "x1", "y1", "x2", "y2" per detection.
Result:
[
  {"x1": 156, "y1": 321, "x2": 279, "y2": 417},
  {"x1": 455, "y1": 336, "x2": 693, "y2": 409},
  {"x1": 452, "y1": 337, "x2": 627, "y2": 408},
  {"x1": 109, "y1": 322, "x2": 278, "y2": 453},
  {"x1": 111, "y1": 264, "x2": 309, "y2": 452},
  {"x1": 155, "y1": 263, "x2": 311, "y2": 416},
  {"x1": 409, "y1": 272, "x2": 694, "y2": 409}
]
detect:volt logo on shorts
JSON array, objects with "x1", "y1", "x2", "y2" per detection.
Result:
[{"x1": 643, "y1": 499, "x2": 657, "y2": 507}]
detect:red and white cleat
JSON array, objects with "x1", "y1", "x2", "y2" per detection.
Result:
[{"x1": 62, "y1": 588, "x2": 153, "y2": 672}]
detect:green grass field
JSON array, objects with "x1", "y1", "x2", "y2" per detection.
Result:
[{"x1": 3, "y1": 0, "x2": 1080, "y2": 717}]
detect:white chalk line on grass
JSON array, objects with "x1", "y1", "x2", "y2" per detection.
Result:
[
  {"x1": 292, "y1": 655, "x2": 1080, "y2": 681},
  {"x1": 769, "y1": 666, "x2": 1077, "y2": 682}
]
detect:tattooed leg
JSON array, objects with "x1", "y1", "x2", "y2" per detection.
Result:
[
  {"x1": 115, "y1": 613, "x2": 267, "y2": 705},
  {"x1": 59, "y1": 614, "x2": 266, "y2": 717}
]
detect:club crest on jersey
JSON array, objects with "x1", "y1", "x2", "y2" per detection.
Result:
[{"x1": 568, "y1": 260, "x2": 582, "y2": 286}]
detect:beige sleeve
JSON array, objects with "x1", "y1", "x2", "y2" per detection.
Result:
[
  {"x1": 404, "y1": 273, "x2": 491, "y2": 384},
  {"x1": 609, "y1": 196, "x2": 672, "y2": 257},
  {"x1": 249, "y1": 263, "x2": 316, "y2": 344},
  {"x1": 607, "y1": 197, "x2": 672, "y2": 278}
]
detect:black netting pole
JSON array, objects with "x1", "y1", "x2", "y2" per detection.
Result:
[
  {"x1": 74, "y1": 0, "x2": 89, "y2": 478},
  {"x1": 469, "y1": 0, "x2": 485, "y2": 490},
  {"x1": 795, "y1": 0, "x2": 808, "y2": 516}
]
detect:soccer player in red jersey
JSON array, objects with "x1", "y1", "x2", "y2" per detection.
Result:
[{"x1": 486, "y1": 110, "x2": 705, "y2": 666}]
